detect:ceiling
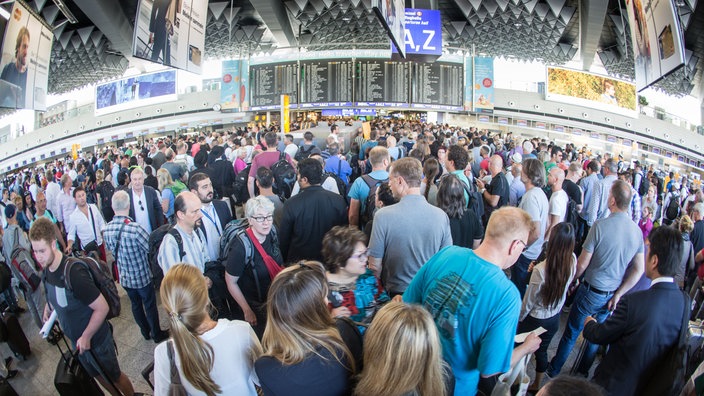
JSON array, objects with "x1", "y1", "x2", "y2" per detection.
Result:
[{"x1": 5, "y1": 0, "x2": 704, "y2": 100}]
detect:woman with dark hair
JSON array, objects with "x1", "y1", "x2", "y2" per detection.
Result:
[
  {"x1": 436, "y1": 174, "x2": 483, "y2": 249},
  {"x1": 421, "y1": 158, "x2": 440, "y2": 206},
  {"x1": 518, "y1": 222, "x2": 577, "y2": 391},
  {"x1": 255, "y1": 261, "x2": 360, "y2": 396},
  {"x1": 363, "y1": 182, "x2": 397, "y2": 238},
  {"x1": 16, "y1": 194, "x2": 32, "y2": 232},
  {"x1": 322, "y1": 226, "x2": 389, "y2": 330}
]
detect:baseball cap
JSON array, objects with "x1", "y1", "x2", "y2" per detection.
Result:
[{"x1": 4, "y1": 204, "x2": 16, "y2": 219}]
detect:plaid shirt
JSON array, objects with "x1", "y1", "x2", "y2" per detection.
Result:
[
  {"x1": 629, "y1": 187, "x2": 642, "y2": 223},
  {"x1": 103, "y1": 215, "x2": 151, "y2": 289}
]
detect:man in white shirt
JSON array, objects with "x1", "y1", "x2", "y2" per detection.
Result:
[
  {"x1": 284, "y1": 134, "x2": 298, "y2": 161},
  {"x1": 328, "y1": 124, "x2": 340, "y2": 144},
  {"x1": 128, "y1": 168, "x2": 165, "y2": 234},
  {"x1": 55, "y1": 174, "x2": 76, "y2": 235},
  {"x1": 190, "y1": 174, "x2": 232, "y2": 261},
  {"x1": 157, "y1": 191, "x2": 209, "y2": 275},
  {"x1": 44, "y1": 170, "x2": 61, "y2": 216},
  {"x1": 66, "y1": 186, "x2": 107, "y2": 260},
  {"x1": 546, "y1": 167, "x2": 568, "y2": 239}
]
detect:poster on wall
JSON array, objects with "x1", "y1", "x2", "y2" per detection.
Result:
[
  {"x1": 0, "y1": 1, "x2": 53, "y2": 110},
  {"x1": 473, "y1": 57, "x2": 494, "y2": 113},
  {"x1": 546, "y1": 67, "x2": 637, "y2": 117},
  {"x1": 95, "y1": 70, "x2": 177, "y2": 115},
  {"x1": 220, "y1": 59, "x2": 249, "y2": 111},
  {"x1": 132, "y1": 0, "x2": 208, "y2": 73},
  {"x1": 372, "y1": 0, "x2": 406, "y2": 58},
  {"x1": 624, "y1": 0, "x2": 685, "y2": 90}
]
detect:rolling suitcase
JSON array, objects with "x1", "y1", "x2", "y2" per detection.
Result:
[
  {"x1": 0, "y1": 379, "x2": 18, "y2": 396},
  {"x1": 1, "y1": 313, "x2": 29, "y2": 360},
  {"x1": 53, "y1": 326, "x2": 103, "y2": 396}
]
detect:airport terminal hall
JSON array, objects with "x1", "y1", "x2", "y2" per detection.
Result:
[{"x1": 0, "y1": 0, "x2": 704, "y2": 394}]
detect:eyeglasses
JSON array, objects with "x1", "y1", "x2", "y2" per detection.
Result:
[
  {"x1": 350, "y1": 250, "x2": 369, "y2": 260},
  {"x1": 138, "y1": 200, "x2": 144, "y2": 211},
  {"x1": 251, "y1": 215, "x2": 274, "y2": 223},
  {"x1": 513, "y1": 239, "x2": 528, "y2": 252}
]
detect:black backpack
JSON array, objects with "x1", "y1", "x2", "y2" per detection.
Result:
[
  {"x1": 147, "y1": 224, "x2": 183, "y2": 289},
  {"x1": 62, "y1": 257, "x2": 121, "y2": 320},
  {"x1": 360, "y1": 175, "x2": 388, "y2": 227},
  {"x1": 98, "y1": 180, "x2": 115, "y2": 210},
  {"x1": 565, "y1": 198, "x2": 580, "y2": 230},
  {"x1": 325, "y1": 158, "x2": 349, "y2": 202},
  {"x1": 270, "y1": 152, "x2": 297, "y2": 200},
  {"x1": 666, "y1": 193, "x2": 681, "y2": 221},
  {"x1": 233, "y1": 165, "x2": 252, "y2": 204},
  {"x1": 295, "y1": 144, "x2": 318, "y2": 162},
  {"x1": 637, "y1": 173, "x2": 650, "y2": 197},
  {"x1": 458, "y1": 177, "x2": 485, "y2": 223}
]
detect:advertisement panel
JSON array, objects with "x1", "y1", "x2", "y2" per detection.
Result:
[
  {"x1": 625, "y1": 0, "x2": 685, "y2": 90},
  {"x1": 372, "y1": 0, "x2": 406, "y2": 58},
  {"x1": 95, "y1": 70, "x2": 177, "y2": 115},
  {"x1": 472, "y1": 57, "x2": 494, "y2": 113},
  {"x1": 0, "y1": 1, "x2": 53, "y2": 110},
  {"x1": 545, "y1": 67, "x2": 637, "y2": 117},
  {"x1": 463, "y1": 56, "x2": 473, "y2": 111},
  {"x1": 220, "y1": 59, "x2": 249, "y2": 111},
  {"x1": 133, "y1": 0, "x2": 207, "y2": 73},
  {"x1": 392, "y1": 9, "x2": 441, "y2": 58}
]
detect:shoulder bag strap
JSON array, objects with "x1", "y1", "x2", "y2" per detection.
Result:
[
  {"x1": 114, "y1": 219, "x2": 130, "y2": 265},
  {"x1": 88, "y1": 205, "x2": 98, "y2": 242},
  {"x1": 678, "y1": 291, "x2": 690, "y2": 348},
  {"x1": 167, "y1": 340, "x2": 184, "y2": 386},
  {"x1": 12, "y1": 227, "x2": 20, "y2": 253}
]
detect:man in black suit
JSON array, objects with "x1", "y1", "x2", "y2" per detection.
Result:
[
  {"x1": 279, "y1": 158, "x2": 348, "y2": 263},
  {"x1": 583, "y1": 225, "x2": 688, "y2": 396},
  {"x1": 190, "y1": 173, "x2": 232, "y2": 261},
  {"x1": 128, "y1": 168, "x2": 165, "y2": 233}
]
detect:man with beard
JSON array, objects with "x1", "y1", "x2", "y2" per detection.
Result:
[
  {"x1": 189, "y1": 173, "x2": 231, "y2": 261},
  {"x1": 1, "y1": 27, "x2": 29, "y2": 107},
  {"x1": 157, "y1": 191, "x2": 210, "y2": 276}
]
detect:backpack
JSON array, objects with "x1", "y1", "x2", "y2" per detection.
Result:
[
  {"x1": 666, "y1": 193, "x2": 681, "y2": 220},
  {"x1": 148, "y1": 224, "x2": 183, "y2": 289},
  {"x1": 166, "y1": 180, "x2": 188, "y2": 197},
  {"x1": 295, "y1": 144, "x2": 319, "y2": 162},
  {"x1": 233, "y1": 165, "x2": 252, "y2": 204},
  {"x1": 360, "y1": 175, "x2": 388, "y2": 227},
  {"x1": 637, "y1": 173, "x2": 650, "y2": 197},
  {"x1": 270, "y1": 152, "x2": 297, "y2": 200},
  {"x1": 9, "y1": 228, "x2": 41, "y2": 292},
  {"x1": 63, "y1": 257, "x2": 121, "y2": 320},
  {"x1": 565, "y1": 198, "x2": 580, "y2": 230},
  {"x1": 98, "y1": 180, "x2": 115, "y2": 212},
  {"x1": 325, "y1": 172, "x2": 348, "y2": 202},
  {"x1": 219, "y1": 219, "x2": 280, "y2": 301},
  {"x1": 459, "y1": 178, "x2": 485, "y2": 224}
]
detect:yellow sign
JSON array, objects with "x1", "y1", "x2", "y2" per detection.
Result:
[
  {"x1": 71, "y1": 144, "x2": 80, "y2": 160},
  {"x1": 362, "y1": 122, "x2": 371, "y2": 140},
  {"x1": 281, "y1": 95, "x2": 290, "y2": 133}
]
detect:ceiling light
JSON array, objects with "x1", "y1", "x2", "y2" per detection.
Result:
[{"x1": 52, "y1": 0, "x2": 79, "y2": 24}]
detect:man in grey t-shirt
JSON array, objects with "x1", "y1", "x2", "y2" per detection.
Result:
[
  {"x1": 368, "y1": 157, "x2": 452, "y2": 296},
  {"x1": 513, "y1": 159, "x2": 549, "y2": 298},
  {"x1": 548, "y1": 180, "x2": 644, "y2": 378}
]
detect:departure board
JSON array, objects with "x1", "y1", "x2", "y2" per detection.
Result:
[
  {"x1": 299, "y1": 59, "x2": 354, "y2": 107},
  {"x1": 411, "y1": 62, "x2": 464, "y2": 110},
  {"x1": 250, "y1": 62, "x2": 298, "y2": 110},
  {"x1": 355, "y1": 59, "x2": 410, "y2": 107}
]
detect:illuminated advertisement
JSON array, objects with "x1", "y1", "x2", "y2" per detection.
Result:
[
  {"x1": 372, "y1": 0, "x2": 406, "y2": 58},
  {"x1": 220, "y1": 59, "x2": 249, "y2": 111},
  {"x1": 0, "y1": 1, "x2": 53, "y2": 110},
  {"x1": 95, "y1": 70, "x2": 177, "y2": 115},
  {"x1": 393, "y1": 9, "x2": 441, "y2": 58},
  {"x1": 133, "y1": 0, "x2": 207, "y2": 73},
  {"x1": 546, "y1": 67, "x2": 637, "y2": 117},
  {"x1": 625, "y1": 0, "x2": 685, "y2": 90},
  {"x1": 473, "y1": 57, "x2": 494, "y2": 113}
]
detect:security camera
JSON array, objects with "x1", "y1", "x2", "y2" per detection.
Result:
[
  {"x1": 558, "y1": 108, "x2": 564, "y2": 114},
  {"x1": 156, "y1": 108, "x2": 162, "y2": 113},
  {"x1": 645, "y1": 127, "x2": 651, "y2": 133},
  {"x1": 135, "y1": 112, "x2": 141, "y2": 117},
  {"x1": 582, "y1": 112, "x2": 588, "y2": 118},
  {"x1": 178, "y1": 105, "x2": 184, "y2": 110},
  {"x1": 508, "y1": 101, "x2": 515, "y2": 107},
  {"x1": 680, "y1": 138, "x2": 685, "y2": 143},
  {"x1": 96, "y1": 121, "x2": 102, "y2": 126},
  {"x1": 115, "y1": 116, "x2": 121, "y2": 121},
  {"x1": 203, "y1": 102, "x2": 208, "y2": 107},
  {"x1": 626, "y1": 122, "x2": 632, "y2": 128},
  {"x1": 664, "y1": 133, "x2": 671, "y2": 139},
  {"x1": 534, "y1": 104, "x2": 540, "y2": 110},
  {"x1": 605, "y1": 117, "x2": 611, "y2": 123}
]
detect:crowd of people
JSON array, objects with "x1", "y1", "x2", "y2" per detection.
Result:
[{"x1": 0, "y1": 119, "x2": 701, "y2": 395}]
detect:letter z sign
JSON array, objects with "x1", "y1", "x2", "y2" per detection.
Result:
[{"x1": 393, "y1": 9, "x2": 442, "y2": 56}]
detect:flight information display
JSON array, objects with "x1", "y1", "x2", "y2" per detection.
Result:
[
  {"x1": 355, "y1": 59, "x2": 410, "y2": 107},
  {"x1": 299, "y1": 59, "x2": 354, "y2": 108},
  {"x1": 250, "y1": 62, "x2": 298, "y2": 110},
  {"x1": 411, "y1": 62, "x2": 464, "y2": 110}
]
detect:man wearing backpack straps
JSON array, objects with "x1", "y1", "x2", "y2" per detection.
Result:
[
  {"x1": 30, "y1": 217, "x2": 137, "y2": 396},
  {"x1": 157, "y1": 192, "x2": 210, "y2": 276},
  {"x1": 248, "y1": 132, "x2": 296, "y2": 200},
  {"x1": 104, "y1": 191, "x2": 167, "y2": 343},
  {"x1": 348, "y1": 146, "x2": 390, "y2": 228}
]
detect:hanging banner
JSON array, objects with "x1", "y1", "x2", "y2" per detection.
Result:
[
  {"x1": 281, "y1": 94, "x2": 290, "y2": 133},
  {"x1": 221, "y1": 59, "x2": 249, "y2": 111},
  {"x1": 463, "y1": 56, "x2": 473, "y2": 111},
  {"x1": 472, "y1": 57, "x2": 494, "y2": 113}
]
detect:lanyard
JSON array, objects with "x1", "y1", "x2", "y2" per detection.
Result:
[{"x1": 201, "y1": 206, "x2": 221, "y2": 237}]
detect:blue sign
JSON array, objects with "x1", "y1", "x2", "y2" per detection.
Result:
[{"x1": 392, "y1": 9, "x2": 442, "y2": 56}]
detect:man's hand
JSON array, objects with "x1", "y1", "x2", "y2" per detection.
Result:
[
  {"x1": 331, "y1": 306, "x2": 351, "y2": 318},
  {"x1": 43, "y1": 304, "x2": 52, "y2": 323},
  {"x1": 584, "y1": 315, "x2": 597, "y2": 327},
  {"x1": 476, "y1": 178, "x2": 485, "y2": 190},
  {"x1": 76, "y1": 335, "x2": 91, "y2": 354},
  {"x1": 607, "y1": 293, "x2": 621, "y2": 312},
  {"x1": 523, "y1": 332, "x2": 541, "y2": 353},
  {"x1": 64, "y1": 245, "x2": 72, "y2": 255},
  {"x1": 243, "y1": 308, "x2": 257, "y2": 326}
]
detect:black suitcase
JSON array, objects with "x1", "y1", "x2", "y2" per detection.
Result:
[
  {"x1": 53, "y1": 328, "x2": 103, "y2": 396},
  {"x1": 1, "y1": 313, "x2": 29, "y2": 360},
  {"x1": 0, "y1": 379, "x2": 18, "y2": 396}
]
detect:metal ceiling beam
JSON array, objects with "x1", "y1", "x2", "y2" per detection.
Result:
[
  {"x1": 71, "y1": 0, "x2": 134, "y2": 60},
  {"x1": 251, "y1": 0, "x2": 297, "y2": 48},
  {"x1": 579, "y1": 0, "x2": 608, "y2": 70}
]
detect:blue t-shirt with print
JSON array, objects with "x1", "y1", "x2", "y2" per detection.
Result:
[{"x1": 348, "y1": 170, "x2": 389, "y2": 213}]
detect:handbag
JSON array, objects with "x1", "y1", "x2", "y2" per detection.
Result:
[
  {"x1": 490, "y1": 354, "x2": 530, "y2": 396},
  {"x1": 167, "y1": 340, "x2": 187, "y2": 396}
]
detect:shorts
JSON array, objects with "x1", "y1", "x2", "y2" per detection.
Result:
[{"x1": 76, "y1": 327, "x2": 121, "y2": 382}]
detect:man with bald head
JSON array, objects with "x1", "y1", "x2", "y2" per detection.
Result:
[
  {"x1": 546, "y1": 167, "x2": 568, "y2": 239},
  {"x1": 476, "y1": 154, "x2": 510, "y2": 223},
  {"x1": 403, "y1": 207, "x2": 540, "y2": 395},
  {"x1": 549, "y1": 179, "x2": 644, "y2": 378}
]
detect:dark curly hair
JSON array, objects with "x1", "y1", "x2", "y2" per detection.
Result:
[{"x1": 321, "y1": 226, "x2": 367, "y2": 274}]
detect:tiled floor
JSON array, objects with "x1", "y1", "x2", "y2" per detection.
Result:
[{"x1": 4, "y1": 286, "x2": 593, "y2": 395}]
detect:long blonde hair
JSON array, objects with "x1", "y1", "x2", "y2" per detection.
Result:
[
  {"x1": 355, "y1": 302, "x2": 447, "y2": 396},
  {"x1": 160, "y1": 264, "x2": 221, "y2": 396},
  {"x1": 262, "y1": 261, "x2": 355, "y2": 372},
  {"x1": 157, "y1": 168, "x2": 175, "y2": 192}
]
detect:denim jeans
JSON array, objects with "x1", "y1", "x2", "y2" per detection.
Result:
[
  {"x1": 548, "y1": 283, "x2": 612, "y2": 376},
  {"x1": 124, "y1": 283, "x2": 162, "y2": 339},
  {"x1": 511, "y1": 254, "x2": 534, "y2": 299}
]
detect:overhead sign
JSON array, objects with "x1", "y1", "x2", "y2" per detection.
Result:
[
  {"x1": 392, "y1": 9, "x2": 441, "y2": 57},
  {"x1": 372, "y1": 0, "x2": 406, "y2": 58}
]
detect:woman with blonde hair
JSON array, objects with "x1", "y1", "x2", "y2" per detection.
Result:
[
  {"x1": 154, "y1": 264, "x2": 261, "y2": 396},
  {"x1": 355, "y1": 302, "x2": 451, "y2": 396},
  {"x1": 157, "y1": 168, "x2": 180, "y2": 220},
  {"x1": 255, "y1": 261, "x2": 361, "y2": 396}
]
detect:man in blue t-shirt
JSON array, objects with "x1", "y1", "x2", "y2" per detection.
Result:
[
  {"x1": 0, "y1": 26, "x2": 30, "y2": 108},
  {"x1": 403, "y1": 207, "x2": 541, "y2": 395},
  {"x1": 348, "y1": 146, "x2": 389, "y2": 228}
]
